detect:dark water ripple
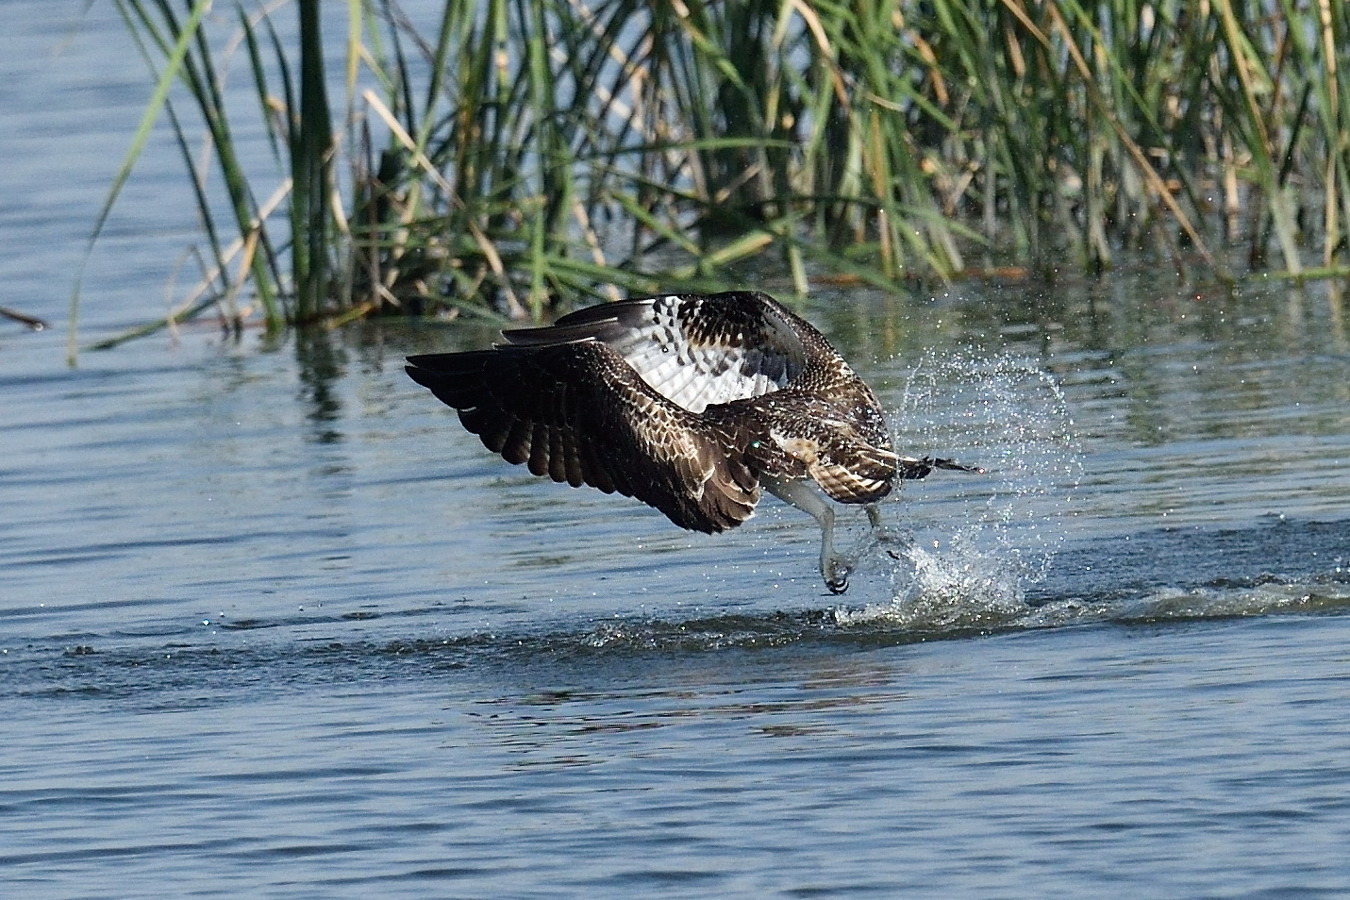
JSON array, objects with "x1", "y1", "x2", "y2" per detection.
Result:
[{"x1": 5, "y1": 514, "x2": 1346, "y2": 716}]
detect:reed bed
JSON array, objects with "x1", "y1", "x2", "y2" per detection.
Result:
[{"x1": 78, "y1": 0, "x2": 1350, "y2": 344}]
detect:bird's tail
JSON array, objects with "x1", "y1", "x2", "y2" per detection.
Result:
[{"x1": 896, "y1": 455, "x2": 986, "y2": 481}]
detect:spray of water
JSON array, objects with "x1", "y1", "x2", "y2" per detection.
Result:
[{"x1": 835, "y1": 348, "x2": 1083, "y2": 628}]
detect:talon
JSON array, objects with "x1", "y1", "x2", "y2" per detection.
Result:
[{"x1": 823, "y1": 556, "x2": 852, "y2": 594}]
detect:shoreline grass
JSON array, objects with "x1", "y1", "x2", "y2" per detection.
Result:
[{"x1": 75, "y1": 0, "x2": 1350, "y2": 352}]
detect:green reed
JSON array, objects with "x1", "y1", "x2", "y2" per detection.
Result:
[{"x1": 76, "y1": 0, "x2": 1350, "y2": 349}]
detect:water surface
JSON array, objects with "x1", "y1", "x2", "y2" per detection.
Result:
[{"x1": 3, "y1": 6, "x2": 1350, "y2": 898}]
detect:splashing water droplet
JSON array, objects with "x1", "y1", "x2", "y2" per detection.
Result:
[{"x1": 838, "y1": 348, "x2": 1083, "y2": 628}]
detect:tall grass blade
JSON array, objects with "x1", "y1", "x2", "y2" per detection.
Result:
[
  {"x1": 68, "y1": 0, "x2": 211, "y2": 364},
  {"x1": 88, "y1": 0, "x2": 1350, "y2": 346},
  {"x1": 292, "y1": 0, "x2": 335, "y2": 322}
]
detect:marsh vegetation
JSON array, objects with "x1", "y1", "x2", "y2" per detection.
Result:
[{"x1": 82, "y1": 0, "x2": 1350, "y2": 345}]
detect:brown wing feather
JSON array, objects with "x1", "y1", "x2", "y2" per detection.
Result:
[{"x1": 406, "y1": 342, "x2": 760, "y2": 533}]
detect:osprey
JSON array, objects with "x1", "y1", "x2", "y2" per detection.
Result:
[{"x1": 406, "y1": 290, "x2": 977, "y2": 593}]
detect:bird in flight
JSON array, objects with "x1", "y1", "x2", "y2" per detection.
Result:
[{"x1": 406, "y1": 290, "x2": 979, "y2": 593}]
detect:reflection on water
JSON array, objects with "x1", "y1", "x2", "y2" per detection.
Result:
[{"x1": 296, "y1": 328, "x2": 348, "y2": 444}]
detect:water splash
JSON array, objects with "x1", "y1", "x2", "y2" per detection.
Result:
[{"x1": 838, "y1": 349, "x2": 1083, "y2": 627}]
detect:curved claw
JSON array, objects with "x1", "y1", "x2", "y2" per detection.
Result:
[{"x1": 823, "y1": 556, "x2": 851, "y2": 594}]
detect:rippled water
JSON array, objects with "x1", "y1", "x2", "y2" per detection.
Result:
[{"x1": 5, "y1": 6, "x2": 1350, "y2": 899}]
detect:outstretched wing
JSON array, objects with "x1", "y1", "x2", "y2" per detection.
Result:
[
  {"x1": 501, "y1": 292, "x2": 810, "y2": 413},
  {"x1": 406, "y1": 341, "x2": 761, "y2": 533}
]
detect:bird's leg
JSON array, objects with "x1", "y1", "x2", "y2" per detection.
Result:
[
  {"x1": 863, "y1": 501, "x2": 906, "y2": 546},
  {"x1": 861, "y1": 500, "x2": 915, "y2": 569},
  {"x1": 764, "y1": 476, "x2": 850, "y2": 594}
]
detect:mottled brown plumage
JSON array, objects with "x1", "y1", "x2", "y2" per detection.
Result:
[{"x1": 407, "y1": 290, "x2": 976, "y2": 592}]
